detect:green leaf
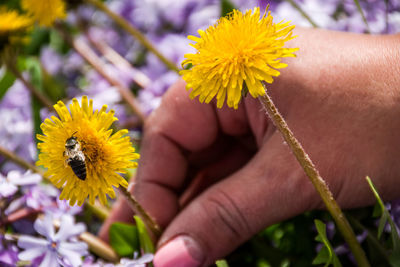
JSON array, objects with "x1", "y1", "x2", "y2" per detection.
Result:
[
  {"x1": 241, "y1": 82, "x2": 249, "y2": 98},
  {"x1": 134, "y1": 215, "x2": 155, "y2": 253},
  {"x1": 0, "y1": 69, "x2": 16, "y2": 100},
  {"x1": 109, "y1": 222, "x2": 140, "y2": 257},
  {"x1": 24, "y1": 57, "x2": 44, "y2": 144},
  {"x1": 216, "y1": 259, "x2": 229, "y2": 267},
  {"x1": 42, "y1": 68, "x2": 66, "y2": 101},
  {"x1": 313, "y1": 220, "x2": 342, "y2": 267},
  {"x1": 2, "y1": 0, "x2": 22, "y2": 10},
  {"x1": 313, "y1": 246, "x2": 330, "y2": 265},
  {"x1": 50, "y1": 29, "x2": 70, "y2": 54},
  {"x1": 25, "y1": 58, "x2": 43, "y2": 91},
  {"x1": 183, "y1": 62, "x2": 193, "y2": 70},
  {"x1": 23, "y1": 28, "x2": 50, "y2": 56},
  {"x1": 220, "y1": 0, "x2": 236, "y2": 17},
  {"x1": 366, "y1": 176, "x2": 400, "y2": 266}
]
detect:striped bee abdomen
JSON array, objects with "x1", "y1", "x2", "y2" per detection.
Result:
[{"x1": 68, "y1": 157, "x2": 87, "y2": 181}]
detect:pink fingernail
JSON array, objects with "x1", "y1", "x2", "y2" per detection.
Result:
[{"x1": 153, "y1": 235, "x2": 204, "y2": 267}]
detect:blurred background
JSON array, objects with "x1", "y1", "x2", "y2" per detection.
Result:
[{"x1": 0, "y1": 0, "x2": 399, "y2": 266}]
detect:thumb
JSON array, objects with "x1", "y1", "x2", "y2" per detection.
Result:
[{"x1": 153, "y1": 134, "x2": 319, "y2": 267}]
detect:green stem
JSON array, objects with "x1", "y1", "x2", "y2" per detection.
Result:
[
  {"x1": 347, "y1": 213, "x2": 391, "y2": 263},
  {"x1": 5, "y1": 59, "x2": 55, "y2": 112},
  {"x1": 353, "y1": 0, "x2": 371, "y2": 33},
  {"x1": 84, "y1": 0, "x2": 180, "y2": 73},
  {"x1": 258, "y1": 86, "x2": 370, "y2": 267},
  {"x1": 119, "y1": 186, "x2": 162, "y2": 239},
  {"x1": 285, "y1": 0, "x2": 319, "y2": 28},
  {"x1": 85, "y1": 201, "x2": 110, "y2": 221},
  {"x1": 0, "y1": 145, "x2": 42, "y2": 175}
]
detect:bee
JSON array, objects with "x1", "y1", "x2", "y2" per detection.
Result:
[{"x1": 64, "y1": 133, "x2": 87, "y2": 181}]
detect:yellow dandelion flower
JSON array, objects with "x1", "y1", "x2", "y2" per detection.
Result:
[
  {"x1": 36, "y1": 96, "x2": 140, "y2": 206},
  {"x1": 22, "y1": 0, "x2": 67, "y2": 27},
  {"x1": 0, "y1": 9, "x2": 32, "y2": 49},
  {"x1": 180, "y1": 7, "x2": 298, "y2": 109}
]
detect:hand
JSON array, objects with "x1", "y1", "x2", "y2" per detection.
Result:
[{"x1": 100, "y1": 28, "x2": 400, "y2": 267}]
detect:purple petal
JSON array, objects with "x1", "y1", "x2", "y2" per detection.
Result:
[
  {"x1": 8, "y1": 170, "x2": 42, "y2": 186},
  {"x1": 4, "y1": 196, "x2": 25, "y2": 215},
  {"x1": 0, "y1": 246, "x2": 19, "y2": 266},
  {"x1": 59, "y1": 241, "x2": 88, "y2": 254},
  {"x1": 135, "y1": 253, "x2": 154, "y2": 264},
  {"x1": 18, "y1": 247, "x2": 46, "y2": 261},
  {"x1": 18, "y1": 236, "x2": 48, "y2": 249},
  {"x1": 40, "y1": 47, "x2": 63, "y2": 75},
  {"x1": 39, "y1": 251, "x2": 59, "y2": 267},
  {"x1": 34, "y1": 216, "x2": 55, "y2": 240},
  {"x1": 120, "y1": 253, "x2": 154, "y2": 266},
  {"x1": 58, "y1": 246, "x2": 85, "y2": 267},
  {"x1": 0, "y1": 181, "x2": 18, "y2": 198},
  {"x1": 55, "y1": 216, "x2": 85, "y2": 241}
]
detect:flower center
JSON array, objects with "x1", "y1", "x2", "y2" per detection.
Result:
[{"x1": 79, "y1": 133, "x2": 105, "y2": 165}]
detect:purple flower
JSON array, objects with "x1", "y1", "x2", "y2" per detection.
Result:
[
  {"x1": 119, "y1": 253, "x2": 153, "y2": 267},
  {"x1": 0, "y1": 80, "x2": 36, "y2": 172},
  {"x1": 388, "y1": 12, "x2": 400, "y2": 33},
  {"x1": 273, "y1": 0, "x2": 337, "y2": 29},
  {"x1": 40, "y1": 47, "x2": 63, "y2": 75},
  {"x1": 391, "y1": 199, "x2": 400, "y2": 226},
  {"x1": 5, "y1": 183, "x2": 58, "y2": 216},
  {"x1": 46, "y1": 198, "x2": 83, "y2": 219},
  {"x1": 0, "y1": 170, "x2": 42, "y2": 198},
  {"x1": 18, "y1": 214, "x2": 88, "y2": 267},
  {"x1": 138, "y1": 71, "x2": 179, "y2": 114},
  {"x1": 81, "y1": 255, "x2": 104, "y2": 267},
  {"x1": 145, "y1": 34, "x2": 194, "y2": 76},
  {"x1": 104, "y1": 252, "x2": 154, "y2": 267},
  {"x1": 186, "y1": 3, "x2": 219, "y2": 34},
  {"x1": 0, "y1": 234, "x2": 19, "y2": 267},
  {"x1": 62, "y1": 51, "x2": 84, "y2": 77}
]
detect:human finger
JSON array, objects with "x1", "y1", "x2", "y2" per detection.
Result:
[{"x1": 153, "y1": 132, "x2": 319, "y2": 267}]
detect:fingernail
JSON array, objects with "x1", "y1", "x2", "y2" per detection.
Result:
[{"x1": 153, "y1": 235, "x2": 204, "y2": 267}]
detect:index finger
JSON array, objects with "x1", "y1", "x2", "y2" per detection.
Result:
[
  {"x1": 134, "y1": 79, "x2": 220, "y2": 227},
  {"x1": 99, "y1": 78, "x2": 250, "y2": 241}
]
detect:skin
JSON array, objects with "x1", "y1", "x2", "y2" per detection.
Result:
[{"x1": 100, "y1": 28, "x2": 400, "y2": 266}]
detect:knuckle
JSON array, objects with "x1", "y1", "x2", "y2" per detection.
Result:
[{"x1": 201, "y1": 188, "x2": 252, "y2": 240}]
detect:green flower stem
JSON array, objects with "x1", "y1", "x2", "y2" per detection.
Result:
[
  {"x1": 119, "y1": 186, "x2": 162, "y2": 239},
  {"x1": 0, "y1": 145, "x2": 43, "y2": 175},
  {"x1": 84, "y1": 0, "x2": 180, "y2": 73},
  {"x1": 55, "y1": 23, "x2": 146, "y2": 124},
  {"x1": 85, "y1": 201, "x2": 110, "y2": 222},
  {"x1": 347, "y1": 214, "x2": 390, "y2": 262},
  {"x1": 284, "y1": 0, "x2": 319, "y2": 28},
  {"x1": 4, "y1": 58, "x2": 55, "y2": 112},
  {"x1": 353, "y1": 0, "x2": 371, "y2": 33},
  {"x1": 258, "y1": 86, "x2": 370, "y2": 267}
]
